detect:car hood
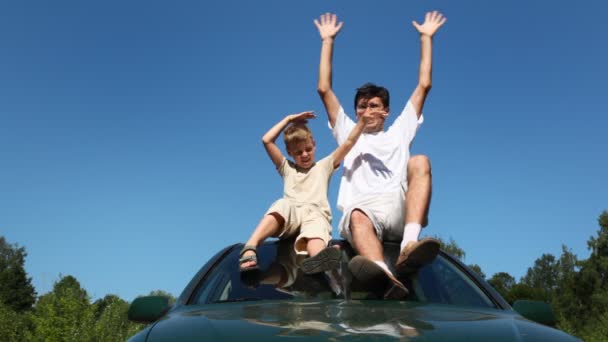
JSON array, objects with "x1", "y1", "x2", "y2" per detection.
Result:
[{"x1": 144, "y1": 300, "x2": 579, "y2": 341}]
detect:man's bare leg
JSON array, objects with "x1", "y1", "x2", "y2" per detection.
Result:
[
  {"x1": 397, "y1": 155, "x2": 439, "y2": 272},
  {"x1": 350, "y1": 209, "x2": 384, "y2": 261},
  {"x1": 405, "y1": 155, "x2": 432, "y2": 227},
  {"x1": 349, "y1": 210, "x2": 408, "y2": 299}
]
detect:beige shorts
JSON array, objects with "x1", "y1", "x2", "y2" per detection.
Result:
[
  {"x1": 266, "y1": 199, "x2": 332, "y2": 255},
  {"x1": 338, "y1": 190, "x2": 406, "y2": 244}
]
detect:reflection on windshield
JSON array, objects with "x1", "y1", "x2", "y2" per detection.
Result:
[
  {"x1": 199, "y1": 300, "x2": 435, "y2": 339},
  {"x1": 208, "y1": 239, "x2": 495, "y2": 309},
  {"x1": 240, "y1": 240, "x2": 345, "y2": 298}
]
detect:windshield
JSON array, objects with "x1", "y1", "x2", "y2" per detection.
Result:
[{"x1": 189, "y1": 240, "x2": 496, "y2": 309}]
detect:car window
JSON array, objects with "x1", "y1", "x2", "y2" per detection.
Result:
[
  {"x1": 190, "y1": 242, "x2": 296, "y2": 304},
  {"x1": 410, "y1": 256, "x2": 496, "y2": 308}
]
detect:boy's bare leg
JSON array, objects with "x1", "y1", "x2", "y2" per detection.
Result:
[
  {"x1": 242, "y1": 213, "x2": 284, "y2": 268},
  {"x1": 306, "y1": 238, "x2": 325, "y2": 257},
  {"x1": 350, "y1": 210, "x2": 384, "y2": 261},
  {"x1": 405, "y1": 155, "x2": 432, "y2": 227},
  {"x1": 300, "y1": 237, "x2": 341, "y2": 275}
]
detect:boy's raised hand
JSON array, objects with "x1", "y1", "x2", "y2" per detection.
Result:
[
  {"x1": 314, "y1": 13, "x2": 343, "y2": 41},
  {"x1": 359, "y1": 110, "x2": 385, "y2": 125},
  {"x1": 412, "y1": 11, "x2": 447, "y2": 38},
  {"x1": 288, "y1": 111, "x2": 316, "y2": 123}
]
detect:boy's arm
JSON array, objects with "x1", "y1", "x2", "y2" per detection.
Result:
[
  {"x1": 262, "y1": 111, "x2": 316, "y2": 169},
  {"x1": 331, "y1": 111, "x2": 374, "y2": 168},
  {"x1": 314, "y1": 13, "x2": 343, "y2": 128},
  {"x1": 409, "y1": 11, "x2": 447, "y2": 118}
]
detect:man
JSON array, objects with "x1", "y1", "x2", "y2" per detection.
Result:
[{"x1": 314, "y1": 11, "x2": 447, "y2": 298}]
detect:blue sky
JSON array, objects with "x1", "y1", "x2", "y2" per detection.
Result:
[{"x1": 1, "y1": 1, "x2": 606, "y2": 301}]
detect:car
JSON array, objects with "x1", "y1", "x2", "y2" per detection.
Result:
[{"x1": 127, "y1": 240, "x2": 580, "y2": 341}]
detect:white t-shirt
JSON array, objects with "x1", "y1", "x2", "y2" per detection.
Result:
[{"x1": 332, "y1": 101, "x2": 423, "y2": 212}]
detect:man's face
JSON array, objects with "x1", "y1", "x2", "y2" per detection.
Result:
[
  {"x1": 287, "y1": 137, "x2": 316, "y2": 169},
  {"x1": 356, "y1": 96, "x2": 388, "y2": 133}
]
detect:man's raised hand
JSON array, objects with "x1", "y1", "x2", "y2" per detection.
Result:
[
  {"x1": 314, "y1": 13, "x2": 343, "y2": 41},
  {"x1": 412, "y1": 11, "x2": 447, "y2": 38}
]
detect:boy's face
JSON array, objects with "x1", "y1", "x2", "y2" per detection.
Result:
[
  {"x1": 356, "y1": 96, "x2": 388, "y2": 133},
  {"x1": 287, "y1": 137, "x2": 316, "y2": 169}
]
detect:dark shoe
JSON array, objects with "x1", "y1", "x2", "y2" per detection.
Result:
[
  {"x1": 395, "y1": 238, "x2": 440, "y2": 274},
  {"x1": 348, "y1": 255, "x2": 408, "y2": 300},
  {"x1": 301, "y1": 247, "x2": 341, "y2": 274}
]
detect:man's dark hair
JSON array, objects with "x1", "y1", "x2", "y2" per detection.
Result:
[{"x1": 354, "y1": 83, "x2": 390, "y2": 111}]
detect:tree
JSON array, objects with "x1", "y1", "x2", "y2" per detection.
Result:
[
  {"x1": 468, "y1": 264, "x2": 485, "y2": 279},
  {"x1": 551, "y1": 245, "x2": 579, "y2": 333},
  {"x1": 93, "y1": 295, "x2": 144, "y2": 341},
  {"x1": 548, "y1": 211, "x2": 608, "y2": 337},
  {"x1": 521, "y1": 253, "x2": 558, "y2": 296},
  {"x1": 29, "y1": 275, "x2": 95, "y2": 341},
  {"x1": 488, "y1": 272, "x2": 516, "y2": 302},
  {"x1": 146, "y1": 290, "x2": 176, "y2": 305},
  {"x1": 509, "y1": 283, "x2": 549, "y2": 302},
  {"x1": 0, "y1": 237, "x2": 36, "y2": 312},
  {"x1": 577, "y1": 211, "x2": 608, "y2": 322},
  {"x1": 0, "y1": 301, "x2": 32, "y2": 342},
  {"x1": 435, "y1": 236, "x2": 465, "y2": 260}
]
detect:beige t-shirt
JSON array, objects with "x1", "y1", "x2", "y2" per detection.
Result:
[{"x1": 278, "y1": 155, "x2": 336, "y2": 221}]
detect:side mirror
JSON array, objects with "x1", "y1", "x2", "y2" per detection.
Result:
[
  {"x1": 512, "y1": 300, "x2": 556, "y2": 326},
  {"x1": 128, "y1": 296, "x2": 171, "y2": 324}
]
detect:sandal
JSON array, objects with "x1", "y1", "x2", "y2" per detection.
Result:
[
  {"x1": 395, "y1": 237, "x2": 440, "y2": 274},
  {"x1": 348, "y1": 255, "x2": 409, "y2": 300},
  {"x1": 239, "y1": 245, "x2": 260, "y2": 273}
]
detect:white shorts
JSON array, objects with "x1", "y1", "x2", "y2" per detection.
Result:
[{"x1": 338, "y1": 191, "x2": 406, "y2": 244}]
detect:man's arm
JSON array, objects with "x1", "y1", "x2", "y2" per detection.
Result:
[
  {"x1": 331, "y1": 111, "x2": 374, "y2": 168},
  {"x1": 262, "y1": 111, "x2": 315, "y2": 169},
  {"x1": 409, "y1": 11, "x2": 447, "y2": 118},
  {"x1": 314, "y1": 13, "x2": 343, "y2": 128}
]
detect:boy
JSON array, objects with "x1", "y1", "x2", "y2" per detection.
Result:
[
  {"x1": 314, "y1": 11, "x2": 446, "y2": 298},
  {"x1": 239, "y1": 110, "x2": 372, "y2": 275}
]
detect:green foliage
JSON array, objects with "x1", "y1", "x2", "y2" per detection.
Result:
[
  {"x1": 92, "y1": 295, "x2": 144, "y2": 341},
  {"x1": 551, "y1": 210, "x2": 608, "y2": 336},
  {"x1": 521, "y1": 253, "x2": 558, "y2": 294},
  {"x1": 29, "y1": 275, "x2": 96, "y2": 342},
  {"x1": 467, "y1": 264, "x2": 485, "y2": 279},
  {"x1": 0, "y1": 237, "x2": 36, "y2": 312},
  {"x1": 0, "y1": 301, "x2": 32, "y2": 342},
  {"x1": 488, "y1": 272, "x2": 516, "y2": 302},
  {"x1": 147, "y1": 290, "x2": 177, "y2": 306},
  {"x1": 551, "y1": 246, "x2": 582, "y2": 333},
  {"x1": 26, "y1": 276, "x2": 153, "y2": 341},
  {"x1": 435, "y1": 236, "x2": 465, "y2": 260},
  {"x1": 517, "y1": 253, "x2": 558, "y2": 303},
  {"x1": 509, "y1": 283, "x2": 549, "y2": 302},
  {"x1": 578, "y1": 309, "x2": 608, "y2": 342}
]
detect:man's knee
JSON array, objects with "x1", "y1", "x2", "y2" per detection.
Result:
[
  {"x1": 408, "y1": 155, "x2": 431, "y2": 176},
  {"x1": 349, "y1": 210, "x2": 374, "y2": 234}
]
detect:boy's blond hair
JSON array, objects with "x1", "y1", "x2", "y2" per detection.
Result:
[{"x1": 283, "y1": 123, "x2": 313, "y2": 150}]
